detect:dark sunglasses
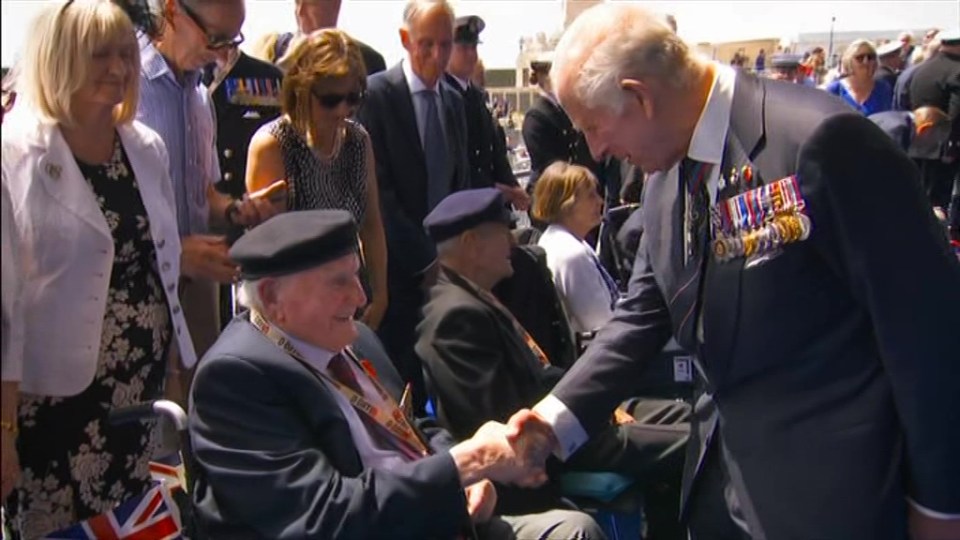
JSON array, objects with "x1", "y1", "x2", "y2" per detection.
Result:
[
  {"x1": 178, "y1": 1, "x2": 244, "y2": 51},
  {"x1": 312, "y1": 89, "x2": 365, "y2": 109},
  {"x1": 854, "y1": 53, "x2": 877, "y2": 62}
]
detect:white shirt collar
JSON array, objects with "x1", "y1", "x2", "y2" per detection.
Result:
[
  {"x1": 402, "y1": 58, "x2": 440, "y2": 95},
  {"x1": 686, "y1": 62, "x2": 736, "y2": 166},
  {"x1": 282, "y1": 330, "x2": 339, "y2": 372}
]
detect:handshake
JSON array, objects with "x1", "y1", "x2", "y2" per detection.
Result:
[{"x1": 449, "y1": 409, "x2": 560, "y2": 488}]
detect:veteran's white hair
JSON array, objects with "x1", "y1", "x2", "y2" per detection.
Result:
[{"x1": 550, "y1": 4, "x2": 698, "y2": 115}]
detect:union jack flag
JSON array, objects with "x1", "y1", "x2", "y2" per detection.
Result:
[{"x1": 44, "y1": 482, "x2": 182, "y2": 540}]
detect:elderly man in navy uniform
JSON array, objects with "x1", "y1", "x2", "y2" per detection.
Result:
[{"x1": 444, "y1": 16, "x2": 530, "y2": 210}]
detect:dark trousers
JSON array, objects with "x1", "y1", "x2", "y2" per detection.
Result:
[
  {"x1": 686, "y1": 440, "x2": 752, "y2": 540},
  {"x1": 376, "y1": 274, "x2": 428, "y2": 416},
  {"x1": 566, "y1": 399, "x2": 692, "y2": 540},
  {"x1": 917, "y1": 158, "x2": 958, "y2": 209}
]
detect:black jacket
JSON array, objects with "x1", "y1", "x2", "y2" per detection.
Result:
[
  {"x1": 443, "y1": 73, "x2": 518, "y2": 190},
  {"x1": 208, "y1": 52, "x2": 284, "y2": 198}
]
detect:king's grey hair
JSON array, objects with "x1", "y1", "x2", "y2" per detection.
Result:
[{"x1": 551, "y1": 3, "x2": 697, "y2": 115}]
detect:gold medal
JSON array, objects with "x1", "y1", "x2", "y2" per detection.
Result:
[
  {"x1": 714, "y1": 237, "x2": 728, "y2": 260},
  {"x1": 798, "y1": 213, "x2": 812, "y2": 240}
]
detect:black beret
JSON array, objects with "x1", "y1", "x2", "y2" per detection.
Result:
[
  {"x1": 423, "y1": 188, "x2": 512, "y2": 243},
  {"x1": 454, "y1": 15, "x2": 485, "y2": 45},
  {"x1": 230, "y1": 210, "x2": 358, "y2": 280}
]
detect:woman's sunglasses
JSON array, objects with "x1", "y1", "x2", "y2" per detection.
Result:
[
  {"x1": 312, "y1": 89, "x2": 365, "y2": 109},
  {"x1": 854, "y1": 53, "x2": 877, "y2": 63}
]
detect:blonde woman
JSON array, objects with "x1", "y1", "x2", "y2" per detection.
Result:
[
  {"x1": 826, "y1": 39, "x2": 893, "y2": 115},
  {"x1": 246, "y1": 29, "x2": 388, "y2": 329},
  {"x1": 1, "y1": 1, "x2": 194, "y2": 536},
  {"x1": 532, "y1": 162, "x2": 617, "y2": 334}
]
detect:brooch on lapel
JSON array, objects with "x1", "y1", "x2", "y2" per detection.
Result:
[
  {"x1": 711, "y1": 175, "x2": 812, "y2": 266},
  {"x1": 45, "y1": 162, "x2": 62, "y2": 180}
]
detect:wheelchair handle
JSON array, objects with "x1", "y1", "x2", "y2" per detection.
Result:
[{"x1": 108, "y1": 400, "x2": 188, "y2": 431}]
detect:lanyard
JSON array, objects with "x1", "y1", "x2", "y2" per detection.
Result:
[
  {"x1": 460, "y1": 274, "x2": 552, "y2": 367},
  {"x1": 250, "y1": 310, "x2": 430, "y2": 458}
]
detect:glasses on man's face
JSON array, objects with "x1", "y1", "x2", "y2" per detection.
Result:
[
  {"x1": 311, "y1": 88, "x2": 365, "y2": 109},
  {"x1": 854, "y1": 53, "x2": 877, "y2": 63},
  {"x1": 178, "y1": 1, "x2": 244, "y2": 51}
]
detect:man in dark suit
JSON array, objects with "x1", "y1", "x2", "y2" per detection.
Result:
[
  {"x1": 444, "y1": 16, "x2": 529, "y2": 210},
  {"x1": 355, "y1": 0, "x2": 470, "y2": 415},
  {"x1": 416, "y1": 189, "x2": 689, "y2": 536},
  {"x1": 507, "y1": 5, "x2": 960, "y2": 540},
  {"x1": 188, "y1": 209, "x2": 604, "y2": 539}
]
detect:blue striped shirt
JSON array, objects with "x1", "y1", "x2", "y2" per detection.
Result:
[{"x1": 137, "y1": 40, "x2": 220, "y2": 236}]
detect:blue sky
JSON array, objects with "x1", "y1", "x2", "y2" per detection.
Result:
[{"x1": 2, "y1": 0, "x2": 958, "y2": 68}]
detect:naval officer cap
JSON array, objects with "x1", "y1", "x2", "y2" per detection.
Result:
[
  {"x1": 876, "y1": 40, "x2": 902, "y2": 58},
  {"x1": 423, "y1": 188, "x2": 513, "y2": 243},
  {"x1": 939, "y1": 30, "x2": 960, "y2": 46},
  {"x1": 230, "y1": 210, "x2": 358, "y2": 280},
  {"x1": 454, "y1": 15, "x2": 486, "y2": 45}
]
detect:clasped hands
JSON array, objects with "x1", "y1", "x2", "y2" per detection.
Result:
[{"x1": 454, "y1": 409, "x2": 558, "y2": 489}]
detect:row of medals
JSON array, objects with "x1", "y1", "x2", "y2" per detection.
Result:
[{"x1": 711, "y1": 174, "x2": 812, "y2": 263}]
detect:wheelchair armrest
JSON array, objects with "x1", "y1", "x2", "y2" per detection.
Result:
[{"x1": 559, "y1": 471, "x2": 636, "y2": 504}]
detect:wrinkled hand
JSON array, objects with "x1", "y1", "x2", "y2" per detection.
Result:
[
  {"x1": 181, "y1": 235, "x2": 238, "y2": 284},
  {"x1": 495, "y1": 183, "x2": 531, "y2": 212},
  {"x1": 359, "y1": 297, "x2": 388, "y2": 331},
  {"x1": 506, "y1": 409, "x2": 558, "y2": 471},
  {"x1": 470, "y1": 420, "x2": 548, "y2": 488},
  {"x1": 1, "y1": 430, "x2": 20, "y2": 499},
  {"x1": 909, "y1": 504, "x2": 960, "y2": 540},
  {"x1": 465, "y1": 480, "x2": 497, "y2": 524}
]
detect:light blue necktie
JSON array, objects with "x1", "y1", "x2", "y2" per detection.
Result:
[{"x1": 418, "y1": 90, "x2": 451, "y2": 210}]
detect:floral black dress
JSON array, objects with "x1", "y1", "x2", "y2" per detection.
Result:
[{"x1": 4, "y1": 137, "x2": 172, "y2": 539}]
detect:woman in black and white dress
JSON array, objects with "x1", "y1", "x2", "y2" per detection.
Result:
[{"x1": 246, "y1": 29, "x2": 388, "y2": 330}]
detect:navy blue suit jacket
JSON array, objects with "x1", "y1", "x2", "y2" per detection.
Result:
[
  {"x1": 188, "y1": 316, "x2": 469, "y2": 539},
  {"x1": 356, "y1": 64, "x2": 470, "y2": 280},
  {"x1": 551, "y1": 72, "x2": 960, "y2": 539}
]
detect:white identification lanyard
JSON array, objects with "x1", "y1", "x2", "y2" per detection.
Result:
[{"x1": 250, "y1": 311, "x2": 430, "y2": 458}]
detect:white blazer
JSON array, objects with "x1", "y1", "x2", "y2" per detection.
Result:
[
  {"x1": 1, "y1": 111, "x2": 197, "y2": 396},
  {"x1": 538, "y1": 224, "x2": 617, "y2": 334}
]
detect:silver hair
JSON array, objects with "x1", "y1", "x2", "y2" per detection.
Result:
[
  {"x1": 550, "y1": 3, "x2": 697, "y2": 115},
  {"x1": 402, "y1": 0, "x2": 454, "y2": 30},
  {"x1": 435, "y1": 237, "x2": 460, "y2": 259},
  {"x1": 237, "y1": 279, "x2": 265, "y2": 312}
]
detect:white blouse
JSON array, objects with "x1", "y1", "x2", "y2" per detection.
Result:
[{"x1": 538, "y1": 224, "x2": 618, "y2": 334}]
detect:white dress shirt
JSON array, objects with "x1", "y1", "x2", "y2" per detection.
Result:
[
  {"x1": 538, "y1": 224, "x2": 617, "y2": 333},
  {"x1": 284, "y1": 333, "x2": 409, "y2": 470},
  {"x1": 402, "y1": 58, "x2": 448, "y2": 148}
]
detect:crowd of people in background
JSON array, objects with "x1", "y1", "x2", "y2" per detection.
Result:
[{"x1": 1, "y1": 0, "x2": 958, "y2": 538}]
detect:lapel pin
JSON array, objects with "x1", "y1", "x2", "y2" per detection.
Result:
[{"x1": 45, "y1": 162, "x2": 62, "y2": 180}]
